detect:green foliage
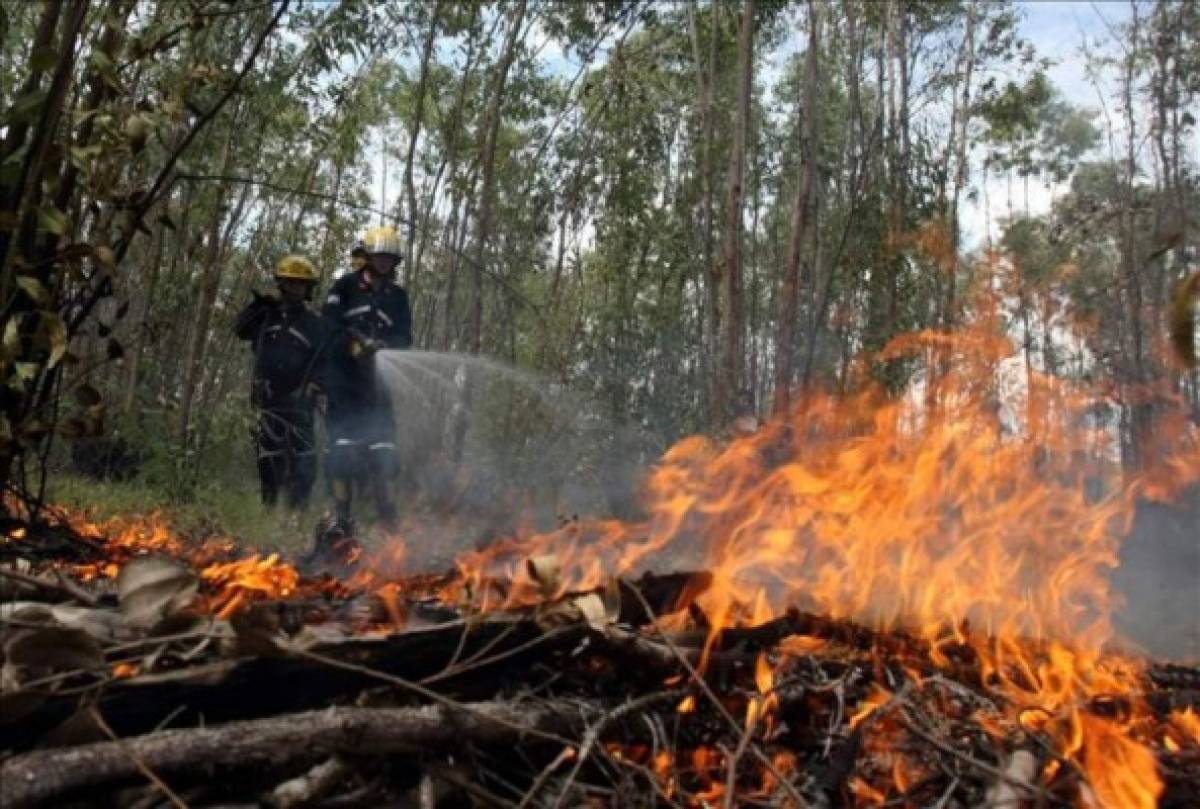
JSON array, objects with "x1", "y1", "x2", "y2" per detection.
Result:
[{"x1": 2, "y1": 0, "x2": 1195, "y2": 525}]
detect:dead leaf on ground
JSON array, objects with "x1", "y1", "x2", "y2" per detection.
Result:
[
  {"x1": 2, "y1": 620, "x2": 105, "y2": 711},
  {"x1": 536, "y1": 593, "x2": 618, "y2": 631},
  {"x1": 526, "y1": 554, "x2": 561, "y2": 600},
  {"x1": 116, "y1": 556, "x2": 198, "y2": 630}
]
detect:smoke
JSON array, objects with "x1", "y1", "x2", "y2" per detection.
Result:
[
  {"x1": 1110, "y1": 486, "x2": 1200, "y2": 662},
  {"x1": 374, "y1": 350, "x2": 660, "y2": 566}
]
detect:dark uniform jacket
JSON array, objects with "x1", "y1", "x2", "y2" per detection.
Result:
[
  {"x1": 234, "y1": 296, "x2": 332, "y2": 407},
  {"x1": 321, "y1": 271, "x2": 412, "y2": 406},
  {"x1": 322, "y1": 270, "x2": 412, "y2": 348}
]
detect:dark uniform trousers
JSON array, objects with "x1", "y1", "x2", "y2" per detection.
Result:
[
  {"x1": 235, "y1": 297, "x2": 330, "y2": 511},
  {"x1": 255, "y1": 395, "x2": 317, "y2": 509},
  {"x1": 322, "y1": 270, "x2": 412, "y2": 523}
]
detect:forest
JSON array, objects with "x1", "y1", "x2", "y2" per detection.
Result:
[
  {"x1": 1, "y1": 1, "x2": 1199, "y2": 807},
  {"x1": 0, "y1": 0, "x2": 1194, "y2": 520}
]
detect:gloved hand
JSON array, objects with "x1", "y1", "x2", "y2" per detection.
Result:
[
  {"x1": 251, "y1": 379, "x2": 273, "y2": 409},
  {"x1": 348, "y1": 331, "x2": 383, "y2": 358},
  {"x1": 251, "y1": 289, "x2": 280, "y2": 307}
]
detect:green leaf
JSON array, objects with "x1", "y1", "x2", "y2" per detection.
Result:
[
  {"x1": 2, "y1": 314, "x2": 23, "y2": 355},
  {"x1": 0, "y1": 145, "x2": 27, "y2": 188},
  {"x1": 37, "y1": 205, "x2": 69, "y2": 236},
  {"x1": 69, "y1": 144, "x2": 101, "y2": 169},
  {"x1": 89, "y1": 50, "x2": 121, "y2": 91},
  {"x1": 13, "y1": 363, "x2": 39, "y2": 384},
  {"x1": 15, "y1": 276, "x2": 48, "y2": 304},
  {"x1": 30, "y1": 46, "x2": 58, "y2": 73},
  {"x1": 41, "y1": 312, "x2": 68, "y2": 369},
  {"x1": 58, "y1": 418, "x2": 87, "y2": 439},
  {"x1": 73, "y1": 384, "x2": 102, "y2": 407},
  {"x1": 4, "y1": 89, "x2": 48, "y2": 125}
]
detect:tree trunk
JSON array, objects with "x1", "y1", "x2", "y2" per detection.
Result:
[
  {"x1": 402, "y1": 1, "x2": 442, "y2": 288},
  {"x1": 176, "y1": 122, "x2": 246, "y2": 450},
  {"x1": 121, "y1": 215, "x2": 170, "y2": 416},
  {"x1": 714, "y1": 0, "x2": 754, "y2": 425},
  {"x1": 945, "y1": 3, "x2": 978, "y2": 330},
  {"x1": 1120, "y1": 2, "x2": 1152, "y2": 470},
  {"x1": 468, "y1": 0, "x2": 528, "y2": 356},
  {"x1": 772, "y1": 1, "x2": 818, "y2": 415}
]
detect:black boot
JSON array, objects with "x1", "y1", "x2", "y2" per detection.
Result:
[{"x1": 302, "y1": 513, "x2": 362, "y2": 575}]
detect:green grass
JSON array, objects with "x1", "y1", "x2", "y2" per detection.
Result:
[{"x1": 47, "y1": 473, "x2": 322, "y2": 556}]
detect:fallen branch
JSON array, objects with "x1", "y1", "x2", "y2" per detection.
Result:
[
  {"x1": 268, "y1": 755, "x2": 351, "y2": 809},
  {"x1": 0, "y1": 566, "x2": 98, "y2": 606},
  {"x1": 0, "y1": 699, "x2": 607, "y2": 808}
]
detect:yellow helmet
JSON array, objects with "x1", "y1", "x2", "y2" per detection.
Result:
[
  {"x1": 274, "y1": 255, "x2": 317, "y2": 282},
  {"x1": 362, "y1": 226, "x2": 401, "y2": 258}
]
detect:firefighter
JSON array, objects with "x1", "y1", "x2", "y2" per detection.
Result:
[
  {"x1": 350, "y1": 241, "x2": 368, "y2": 272},
  {"x1": 234, "y1": 255, "x2": 330, "y2": 511},
  {"x1": 320, "y1": 226, "x2": 412, "y2": 532}
]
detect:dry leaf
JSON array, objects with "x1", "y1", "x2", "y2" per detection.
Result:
[
  {"x1": 2, "y1": 621, "x2": 105, "y2": 695},
  {"x1": 116, "y1": 556, "x2": 198, "y2": 630},
  {"x1": 536, "y1": 593, "x2": 618, "y2": 631},
  {"x1": 526, "y1": 554, "x2": 561, "y2": 599},
  {"x1": 0, "y1": 559, "x2": 36, "y2": 600},
  {"x1": 572, "y1": 593, "x2": 611, "y2": 630},
  {"x1": 224, "y1": 603, "x2": 287, "y2": 658},
  {"x1": 0, "y1": 601, "x2": 126, "y2": 644}
]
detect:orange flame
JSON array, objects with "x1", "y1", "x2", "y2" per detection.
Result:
[{"x1": 436, "y1": 305, "x2": 1198, "y2": 805}]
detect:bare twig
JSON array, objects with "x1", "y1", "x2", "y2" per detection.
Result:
[
  {"x1": 898, "y1": 715, "x2": 1049, "y2": 800},
  {"x1": 429, "y1": 764, "x2": 520, "y2": 809},
  {"x1": 288, "y1": 645, "x2": 575, "y2": 746},
  {"x1": 0, "y1": 566, "x2": 98, "y2": 606},
  {"x1": 269, "y1": 755, "x2": 350, "y2": 809},
  {"x1": 721, "y1": 702, "x2": 760, "y2": 809},
  {"x1": 548, "y1": 690, "x2": 682, "y2": 809},
  {"x1": 88, "y1": 706, "x2": 189, "y2": 809},
  {"x1": 624, "y1": 584, "x2": 809, "y2": 808},
  {"x1": 1, "y1": 699, "x2": 607, "y2": 809},
  {"x1": 517, "y1": 745, "x2": 576, "y2": 809},
  {"x1": 423, "y1": 624, "x2": 578, "y2": 685}
]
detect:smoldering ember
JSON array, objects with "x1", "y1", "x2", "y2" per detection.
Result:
[{"x1": 1, "y1": 1, "x2": 1199, "y2": 808}]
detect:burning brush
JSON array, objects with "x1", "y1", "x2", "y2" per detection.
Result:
[{"x1": 2, "y1": 317, "x2": 1200, "y2": 807}]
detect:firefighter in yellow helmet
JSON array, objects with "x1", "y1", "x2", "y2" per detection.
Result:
[
  {"x1": 234, "y1": 255, "x2": 333, "y2": 511},
  {"x1": 315, "y1": 227, "x2": 412, "y2": 545},
  {"x1": 350, "y1": 240, "x2": 368, "y2": 272}
]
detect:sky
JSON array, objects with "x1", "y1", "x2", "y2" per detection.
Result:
[
  {"x1": 964, "y1": 0, "x2": 1200, "y2": 248},
  {"x1": 961, "y1": 0, "x2": 1136, "y2": 248},
  {"x1": 365, "y1": 2, "x2": 1189, "y2": 253}
]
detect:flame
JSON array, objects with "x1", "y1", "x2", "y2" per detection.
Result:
[
  {"x1": 111, "y1": 662, "x2": 139, "y2": 678},
  {"x1": 849, "y1": 686, "x2": 893, "y2": 730},
  {"x1": 435, "y1": 298, "x2": 1198, "y2": 805},
  {"x1": 1081, "y1": 714, "x2": 1162, "y2": 809},
  {"x1": 26, "y1": 273, "x2": 1198, "y2": 806},
  {"x1": 850, "y1": 776, "x2": 887, "y2": 806},
  {"x1": 200, "y1": 553, "x2": 299, "y2": 616},
  {"x1": 1167, "y1": 708, "x2": 1200, "y2": 746},
  {"x1": 374, "y1": 582, "x2": 407, "y2": 631},
  {"x1": 745, "y1": 651, "x2": 778, "y2": 734}
]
